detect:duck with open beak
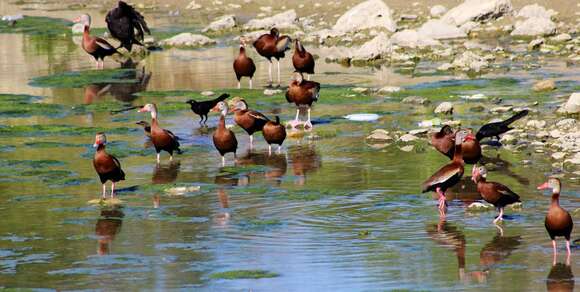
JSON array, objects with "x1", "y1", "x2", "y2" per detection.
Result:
[{"x1": 538, "y1": 178, "x2": 573, "y2": 257}]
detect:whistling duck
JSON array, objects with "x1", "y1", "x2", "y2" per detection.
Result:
[
  {"x1": 138, "y1": 103, "x2": 181, "y2": 163},
  {"x1": 212, "y1": 101, "x2": 238, "y2": 166},
  {"x1": 106, "y1": 1, "x2": 150, "y2": 51},
  {"x1": 472, "y1": 166, "x2": 521, "y2": 224},
  {"x1": 538, "y1": 178, "x2": 573, "y2": 256},
  {"x1": 186, "y1": 93, "x2": 229, "y2": 125},
  {"x1": 263, "y1": 116, "x2": 286, "y2": 155},
  {"x1": 81, "y1": 25, "x2": 118, "y2": 69},
  {"x1": 95, "y1": 209, "x2": 123, "y2": 255},
  {"x1": 476, "y1": 110, "x2": 529, "y2": 142},
  {"x1": 73, "y1": 14, "x2": 91, "y2": 34},
  {"x1": 292, "y1": 39, "x2": 315, "y2": 80},
  {"x1": 232, "y1": 99, "x2": 269, "y2": 147},
  {"x1": 286, "y1": 72, "x2": 320, "y2": 130},
  {"x1": 422, "y1": 130, "x2": 469, "y2": 215},
  {"x1": 431, "y1": 125, "x2": 455, "y2": 158},
  {"x1": 135, "y1": 120, "x2": 151, "y2": 137},
  {"x1": 233, "y1": 40, "x2": 256, "y2": 89},
  {"x1": 432, "y1": 127, "x2": 481, "y2": 176},
  {"x1": 93, "y1": 133, "x2": 125, "y2": 199},
  {"x1": 253, "y1": 27, "x2": 292, "y2": 87}
]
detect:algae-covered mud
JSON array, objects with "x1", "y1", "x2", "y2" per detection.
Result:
[{"x1": 0, "y1": 0, "x2": 579, "y2": 291}]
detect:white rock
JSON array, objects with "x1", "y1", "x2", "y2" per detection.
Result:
[
  {"x1": 202, "y1": 15, "x2": 237, "y2": 32},
  {"x1": 186, "y1": 0, "x2": 202, "y2": 9},
  {"x1": 332, "y1": 0, "x2": 397, "y2": 34},
  {"x1": 558, "y1": 92, "x2": 580, "y2": 114},
  {"x1": 511, "y1": 17, "x2": 556, "y2": 37},
  {"x1": 351, "y1": 32, "x2": 392, "y2": 61},
  {"x1": 517, "y1": 4, "x2": 556, "y2": 19},
  {"x1": 409, "y1": 128, "x2": 429, "y2": 135},
  {"x1": 400, "y1": 145, "x2": 415, "y2": 152},
  {"x1": 460, "y1": 93, "x2": 488, "y2": 100},
  {"x1": 556, "y1": 119, "x2": 576, "y2": 128},
  {"x1": 263, "y1": 89, "x2": 282, "y2": 96},
  {"x1": 390, "y1": 29, "x2": 441, "y2": 48},
  {"x1": 526, "y1": 120, "x2": 546, "y2": 128},
  {"x1": 378, "y1": 86, "x2": 402, "y2": 93},
  {"x1": 437, "y1": 63, "x2": 453, "y2": 71},
  {"x1": 452, "y1": 51, "x2": 489, "y2": 72},
  {"x1": 402, "y1": 96, "x2": 430, "y2": 105},
  {"x1": 434, "y1": 102, "x2": 454, "y2": 114},
  {"x1": 160, "y1": 33, "x2": 216, "y2": 47},
  {"x1": 352, "y1": 87, "x2": 369, "y2": 93},
  {"x1": 442, "y1": 0, "x2": 512, "y2": 26},
  {"x1": 552, "y1": 152, "x2": 566, "y2": 160},
  {"x1": 430, "y1": 5, "x2": 447, "y2": 18},
  {"x1": 565, "y1": 153, "x2": 580, "y2": 165},
  {"x1": 551, "y1": 33, "x2": 572, "y2": 42},
  {"x1": 244, "y1": 10, "x2": 298, "y2": 30},
  {"x1": 527, "y1": 38, "x2": 544, "y2": 50},
  {"x1": 500, "y1": 134, "x2": 517, "y2": 145},
  {"x1": 550, "y1": 129, "x2": 562, "y2": 138},
  {"x1": 467, "y1": 202, "x2": 494, "y2": 211},
  {"x1": 399, "y1": 134, "x2": 419, "y2": 142},
  {"x1": 532, "y1": 80, "x2": 556, "y2": 92},
  {"x1": 491, "y1": 106, "x2": 513, "y2": 113},
  {"x1": 367, "y1": 129, "x2": 392, "y2": 141},
  {"x1": 201, "y1": 91, "x2": 215, "y2": 96},
  {"x1": 417, "y1": 19, "x2": 466, "y2": 40},
  {"x1": 459, "y1": 21, "x2": 479, "y2": 33}
]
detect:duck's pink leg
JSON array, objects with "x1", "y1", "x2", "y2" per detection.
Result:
[
  {"x1": 436, "y1": 187, "x2": 446, "y2": 209},
  {"x1": 552, "y1": 240, "x2": 557, "y2": 256}
]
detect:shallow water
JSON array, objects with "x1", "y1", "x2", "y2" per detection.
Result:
[{"x1": 0, "y1": 10, "x2": 579, "y2": 292}]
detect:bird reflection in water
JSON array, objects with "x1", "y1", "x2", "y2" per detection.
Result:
[
  {"x1": 547, "y1": 257, "x2": 574, "y2": 292},
  {"x1": 83, "y1": 59, "x2": 151, "y2": 104},
  {"x1": 153, "y1": 194, "x2": 160, "y2": 209},
  {"x1": 288, "y1": 144, "x2": 321, "y2": 186},
  {"x1": 95, "y1": 208, "x2": 124, "y2": 255},
  {"x1": 152, "y1": 161, "x2": 180, "y2": 184},
  {"x1": 426, "y1": 219, "x2": 468, "y2": 281},
  {"x1": 478, "y1": 225, "x2": 521, "y2": 276},
  {"x1": 84, "y1": 83, "x2": 111, "y2": 104},
  {"x1": 236, "y1": 149, "x2": 288, "y2": 185},
  {"x1": 214, "y1": 188, "x2": 231, "y2": 227},
  {"x1": 445, "y1": 177, "x2": 483, "y2": 207},
  {"x1": 479, "y1": 154, "x2": 529, "y2": 185}
]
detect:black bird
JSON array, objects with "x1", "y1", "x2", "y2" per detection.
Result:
[
  {"x1": 186, "y1": 93, "x2": 229, "y2": 125},
  {"x1": 476, "y1": 110, "x2": 529, "y2": 141},
  {"x1": 105, "y1": 1, "x2": 150, "y2": 52}
]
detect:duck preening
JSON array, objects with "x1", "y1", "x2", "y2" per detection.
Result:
[
  {"x1": 81, "y1": 25, "x2": 118, "y2": 69},
  {"x1": 263, "y1": 116, "x2": 286, "y2": 155},
  {"x1": 232, "y1": 99, "x2": 269, "y2": 148},
  {"x1": 93, "y1": 133, "x2": 125, "y2": 199},
  {"x1": 472, "y1": 166, "x2": 521, "y2": 224},
  {"x1": 186, "y1": 93, "x2": 230, "y2": 125},
  {"x1": 422, "y1": 130, "x2": 469, "y2": 216},
  {"x1": 253, "y1": 27, "x2": 292, "y2": 87},
  {"x1": 538, "y1": 178, "x2": 573, "y2": 256},
  {"x1": 138, "y1": 103, "x2": 181, "y2": 163},
  {"x1": 431, "y1": 126, "x2": 481, "y2": 176},
  {"x1": 135, "y1": 120, "x2": 151, "y2": 137},
  {"x1": 476, "y1": 110, "x2": 529, "y2": 142},
  {"x1": 292, "y1": 39, "x2": 315, "y2": 80},
  {"x1": 212, "y1": 101, "x2": 238, "y2": 166},
  {"x1": 233, "y1": 40, "x2": 256, "y2": 89},
  {"x1": 285, "y1": 72, "x2": 320, "y2": 130},
  {"x1": 106, "y1": 1, "x2": 150, "y2": 51}
]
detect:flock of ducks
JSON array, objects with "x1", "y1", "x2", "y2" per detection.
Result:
[{"x1": 83, "y1": 2, "x2": 573, "y2": 259}]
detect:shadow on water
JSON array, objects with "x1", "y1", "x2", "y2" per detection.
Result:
[
  {"x1": 152, "y1": 161, "x2": 180, "y2": 184},
  {"x1": 547, "y1": 261, "x2": 574, "y2": 292},
  {"x1": 95, "y1": 208, "x2": 124, "y2": 256}
]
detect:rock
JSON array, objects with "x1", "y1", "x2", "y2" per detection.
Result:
[
  {"x1": 452, "y1": 51, "x2": 489, "y2": 72},
  {"x1": 516, "y1": 4, "x2": 556, "y2": 19},
  {"x1": 558, "y1": 93, "x2": 580, "y2": 114},
  {"x1": 402, "y1": 96, "x2": 430, "y2": 105},
  {"x1": 511, "y1": 17, "x2": 556, "y2": 37},
  {"x1": 536, "y1": 131, "x2": 549, "y2": 139},
  {"x1": 160, "y1": 33, "x2": 216, "y2": 47},
  {"x1": 461, "y1": 93, "x2": 487, "y2": 100},
  {"x1": 565, "y1": 153, "x2": 580, "y2": 165},
  {"x1": 201, "y1": 91, "x2": 215, "y2": 96},
  {"x1": 467, "y1": 202, "x2": 494, "y2": 211},
  {"x1": 437, "y1": 63, "x2": 453, "y2": 71},
  {"x1": 332, "y1": 0, "x2": 397, "y2": 34},
  {"x1": 263, "y1": 89, "x2": 282, "y2": 96},
  {"x1": 400, "y1": 14, "x2": 418, "y2": 21},
  {"x1": 418, "y1": 118, "x2": 442, "y2": 127},
  {"x1": 409, "y1": 128, "x2": 429, "y2": 135},
  {"x1": 244, "y1": 10, "x2": 298, "y2": 30},
  {"x1": 491, "y1": 106, "x2": 513, "y2": 113},
  {"x1": 552, "y1": 152, "x2": 566, "y2": 160},
  {"x1": 378, "y1": 86, "x2": 402, "y2": 93},
  {"x1": 434, "y1": 102, "x2": 454, "y2": 114},
  {"x1": 399, "y1": 134, "x2": 419, "y2": 142},
  {"x1": 366, "y1": 129, "x2": 393, "y2": 141},
  {"x1": 549, "y1": 129, "x2": 562, "y2": 138},
  {"x1": 551, "y1": 33, "x2": 572, "y2": 42},
  {"x1": 351, "y1": 32, "x2": 392, "y2": 61},
  {"x1": 352, "y1": 87, "x2": 369, "y2": 93},
  {"x1": 430, "y1": 5, "x2": 447, "y2": 18},
  {"x1": 166, "y1": 186, "x2": 201, "y2": 195},
  {"x1": 202, "y1": 15, "x2": 237, "y2": 32},
  {"x1": 526, "y1": 120, "x2": 546, "y2": 128},
  {"x1": 400, "y1": 145, "x2": 415, "y2": 152},
  {"x1": 500, "y1": 134, "x2": 516, "y2": 145},
  {"x1": 532, "y1": 80, "x2": 556, "y2": 92},
  {"x1": 442, "y1": 0, "x2": 512, "y2": 26},
  {"x1": 556, "y1": 119, "x2": 576, "y2": 128},
  {"x1": 417, "y1": 20, "x2": 466, "y2": 40},
  {"x1": 186, "y1": 0, "x2": 202, "y2": 10},
  {"x1": 460, "y1": 21, "x2": 479, "y2": 33},
  {"x1": 390, "y1": 29, "x2": 441, "y2": 48},
  {"x1": 527, "y1": 38, "x2": 544, "y2": 51}
]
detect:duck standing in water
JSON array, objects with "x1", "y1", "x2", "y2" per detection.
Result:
[
  {"x1": 93, "y1": 133, "x2": 125, "y2": 199},
  {"x1": 285, "y1": 72, "x2": 320, "y2": 130},
  {"x1": 253, "y1": 28, "x2": 292, "y2": 87},
  {"x1": 538, "y1": 178, "x2": 573, "y2": 257},
  {"x1": 212, "y1": 101, "x2": 238, "y2": 166},
  {"x1": 81, "y1": 25, "x2": 118, "y2": 69},
  {"x1": 292, "y1": 39, "x2": 315, "y2": 80},
  {"x1": 138, "y1": 104, "x2": 181, "y2": 163},
  {"x1": 262, "y1": 116, "x2": 286, "y2": 155},
  {"x1": 422, "y1": 130, "x2": 469, "y2": 216},
  {"x1": 233, "y1": 40, "x2": 256, "y2": 89},
  {"x1": 472, "y1": 166, "x2": 521, "y2": 224},
  {"x1": 232, "y1": 99, "x2": 269, "y2": 148},
  {"x1": 105, "y1": 1, "x2": 150, "y2": 51}
]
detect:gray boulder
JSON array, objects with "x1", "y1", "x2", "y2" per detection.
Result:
[
  {"x1": 511, "y1": 17, "x2": 556, "y2": 36},
  {"x1": 244, "y1": 10, "x2": 298, "y2": 30},
  {"x1": 203, "y1": 15, "x2": 237, "y2": 32},
  {"x1": 390, "y1": 29, "x2": 441, "y2": 48},
  {"x1": 430, "y1": 5, "x2": 448, "y2": 18},
  {"x1": 332, "y1": 0, "x2": 397, "y2": 34},
  {"x1": 418, "y1": 19, "x2": 466, "y2": 40},
  {"x1": 558, "y1": 92, "x2": 580, "y2": 114},
  {"x1": 442, "y1": 0, "x2": 512, "y2": 26},
  {"x1": 160, "y1": 33, "x2": 216, "y2": 47}
]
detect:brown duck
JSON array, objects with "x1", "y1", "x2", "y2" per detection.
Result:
[
  {"x1": 422, "y1": 130, "x2": 469, "y2": 216},
  {"x1": 262, "y1": 116, "x2": 286, "y2": 155},
  {"x1": 81, "y1": 25, "x2": 118, "y2": 69},
  {"x1": 93, "y1": 132, "x2": 125, "y2": 199},
  {"x1": 253, "y1": 27, "x2": 292, "y2": 87},
  {"x1": 212, "y1": 101, "x2": 238, "y2": 166},
  {"x1": 233, "y1": 40, "x2": 256, "y2": 89},
  {"x1": 138, "y1": 103, "x2": 181, "y2": 163},
  {"x1": 292, "y1": 39, "x2": 315, "y2": 79},
  {"x1": 232, "y1": 99, "x2": 269, "y2": 147},
  {"x1": 538, "y1": 178, "x2": 573, "y2": 256},
  {"x1": 472, "y1": 166, "x2": 521, "y2": 224},
  {"x1": 286, "y1": 72, "x2": 320, "y2": 129},
  {"x1": 431, "y1": 125, "x2": 455, "y2": 158}
]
